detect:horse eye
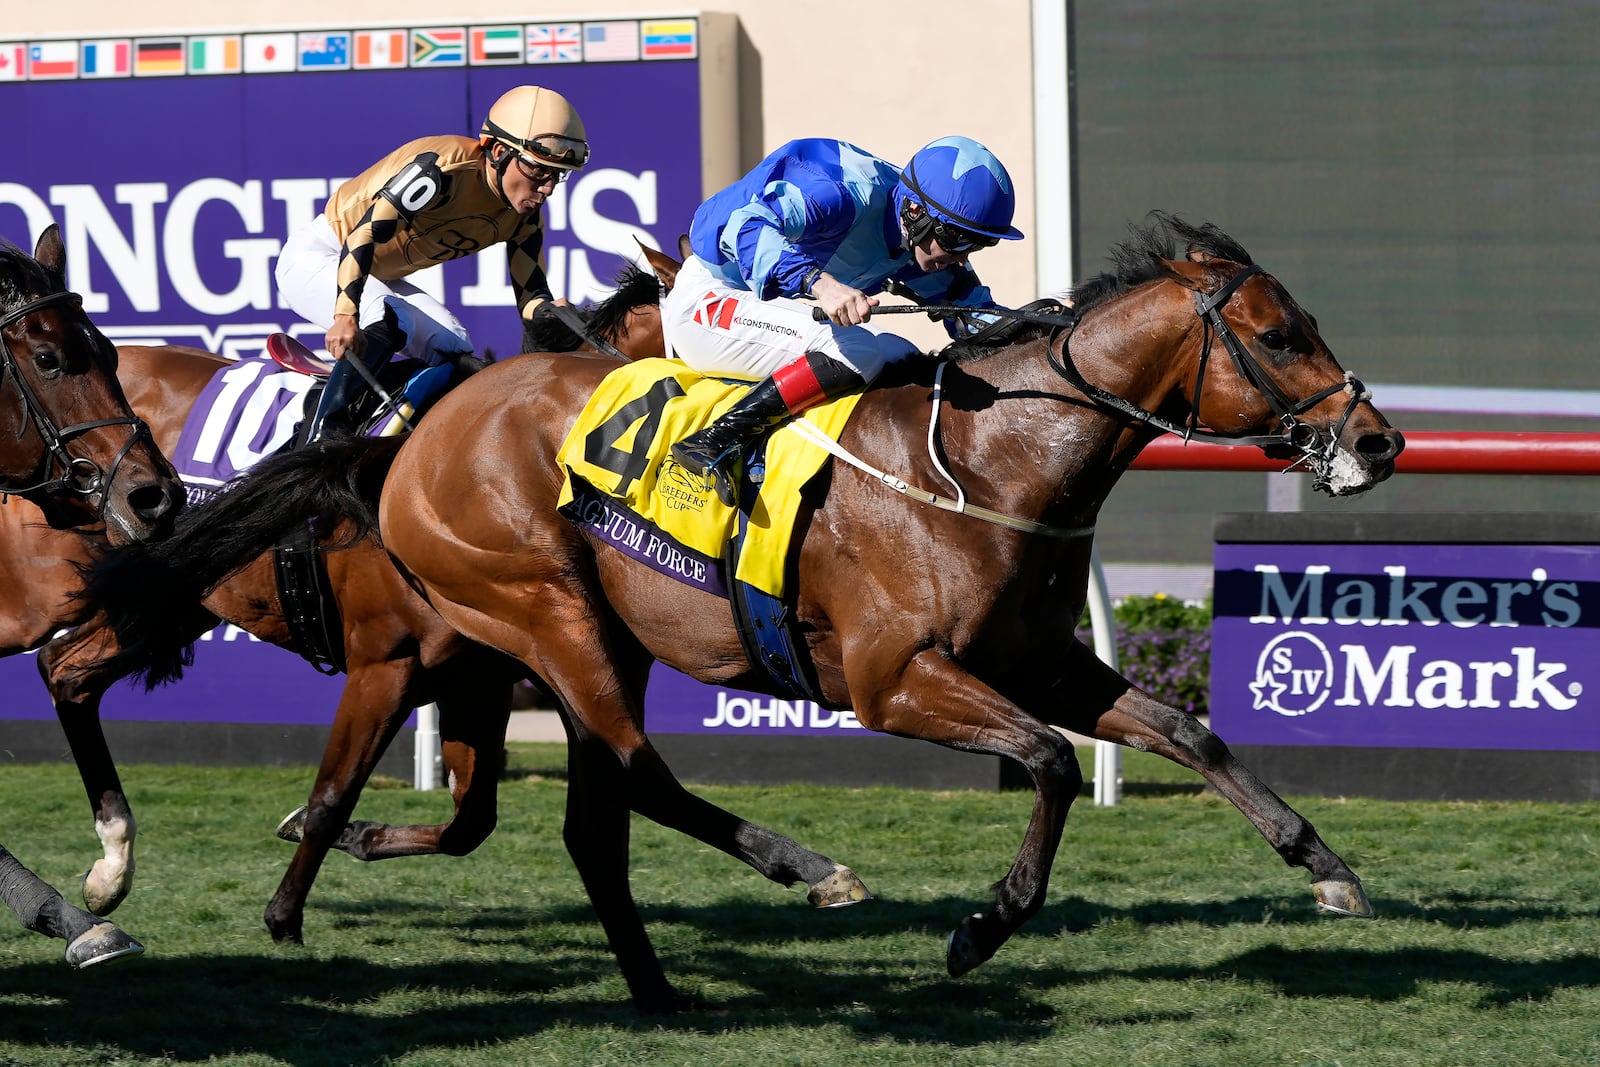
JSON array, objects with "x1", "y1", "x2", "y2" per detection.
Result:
[
  {"x1": 33, "y1": 349, "x2": 64, "y2": 376},
  {"x1": 1259, "y1": 329, "x2": 1288, "y2": 350}
]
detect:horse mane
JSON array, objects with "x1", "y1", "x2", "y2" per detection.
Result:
[
  {"x1": 522, "y1": 264, "x2": 662, "y2": 353},
  {"x1": 1070, "y1": 210, "x2": 1253, "y2": 314},
  {"x1": 937, "y1": 212, "x2": 1252, "y2": 366},
  {"x1": 0, "y1": 239, "x2": 57, "y2": 306}
]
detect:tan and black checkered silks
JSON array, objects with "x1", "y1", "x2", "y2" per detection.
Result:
[{"x1": 323, "y1": 134, "x2": 552, "y2": 323}]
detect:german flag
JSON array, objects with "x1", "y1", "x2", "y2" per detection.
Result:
[{"x1": 134, "y1": 38, "x2": 184, "y2": 76}]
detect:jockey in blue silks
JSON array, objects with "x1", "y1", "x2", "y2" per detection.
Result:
[{"x1": 660, "y1": 135, "x2": 1024, "y2": 506}]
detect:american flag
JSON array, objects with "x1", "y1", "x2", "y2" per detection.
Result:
[
  {"x1": 581, "y1": 21, "x2": 639, "y2": 63},
  {"x1": 525, "y1": 23, "x2": 581, "y2": 64}
]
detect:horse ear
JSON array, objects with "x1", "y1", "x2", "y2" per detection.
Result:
[
  {"x1": 636, "y1": 236, "x2": 681, "y2": 292},
  {"x1": 1156, "y1": 257, "x2": 1209, "y2": 294},
  {"x1": 33, "y1": 224, "x2": 66, "y2": 279},
  {"x1": 677, "y1": 233, "x2": 692, "y2": 260}
]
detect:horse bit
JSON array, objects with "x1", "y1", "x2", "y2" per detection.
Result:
[{"x1": 0, "y1": 289, "x2": 153, "y2": 505}]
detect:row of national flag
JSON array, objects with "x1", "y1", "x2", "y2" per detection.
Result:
[{"x1": 0, "y1": 20, "x2": 697, "y2": 81}]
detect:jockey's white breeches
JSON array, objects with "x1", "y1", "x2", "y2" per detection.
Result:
[
  {"x1": 275, "y1": 215, "x2": 474, "y2": 366},
  {"x1": 660, "y1": 255, "x2": 921, "y2": 381}
]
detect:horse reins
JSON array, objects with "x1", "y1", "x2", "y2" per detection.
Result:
[
  {"x1": 841, "y1": 262, "x2": 1376, "y2": 527},
  {"x1": 0, "y1": 289, "x2": 152, "y2": 505},
  {"x1": 548, "y1": 302, "x2": 630, "y2": 362},
  {"x1": 1038, "y1": 264, "x2": 1370, "y2": 466}
]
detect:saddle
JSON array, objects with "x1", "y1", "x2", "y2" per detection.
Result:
[{"x1": 556, "y1": 359, "x2": 866, "y2": 699}]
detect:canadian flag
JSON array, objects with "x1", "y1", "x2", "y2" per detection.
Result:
[{"x1": 0, "y1": 44, "x2": 25, "y2": 82}]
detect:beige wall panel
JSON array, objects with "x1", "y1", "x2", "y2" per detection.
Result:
[{"x1": 13, "y1": 2, "x2": 1040, "y2": 349}]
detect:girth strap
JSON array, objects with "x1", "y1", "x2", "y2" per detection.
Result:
[{"x1": 273, "y1": 519, "x2": 345, "y2": 675}]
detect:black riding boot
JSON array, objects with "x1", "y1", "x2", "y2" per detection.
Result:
[
  {"x1": 671, "y1": 377, "x2": 792, "y2": 507},
  {"x1": 304, "y1": 312, "x2": 407, "y2": 444}
]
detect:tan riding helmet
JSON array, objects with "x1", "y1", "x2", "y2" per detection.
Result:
[{"x1": 480, "y1": 85, "x2": 590, "y2": 172}]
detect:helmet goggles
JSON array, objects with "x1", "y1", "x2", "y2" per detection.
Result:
[
  {"x1": 523, "y1": 133, "x2": 589, "y2": 168},
  {"x1": 924, "y1": 216, "x2": 999, "y2": 254},
  {"x1": 485, "y1": 121, "x2": 590, "y2": 175},
  {"x1": 513, "y1": 154, "x2": 571, "y2": 186}
]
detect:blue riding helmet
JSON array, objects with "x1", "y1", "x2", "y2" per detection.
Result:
[{"x1": 896, "y1": 136, "x2": 1025, "y2": 251}]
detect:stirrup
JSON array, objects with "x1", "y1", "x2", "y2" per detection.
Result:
[
  {"x1": 676, "y1": 444, "x2": 741, "y2": 507},
  {"x1": 706, "y1": 455, "x2": 739, "y2": 507}
]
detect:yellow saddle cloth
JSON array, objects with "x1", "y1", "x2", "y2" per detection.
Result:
[{"x1": 556, "y1": 358, "x2": 862, "y2": 597}]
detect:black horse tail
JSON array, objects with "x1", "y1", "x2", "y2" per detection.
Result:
[{"x1": 68, "y1": 435, "x2": 405, "y2": 688}]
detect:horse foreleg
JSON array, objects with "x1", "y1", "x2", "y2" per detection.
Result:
[
  {"x1": 625, "y1": 742, "x2": 872, "y2": 908},
  {"x1": 264, "y1": 660, "x2": 418, "y2": 944},
  {"x1": 0, "y1": 844, "x2": 144, "y2": 967},
  {"x1": 1057, "y1": 641, "x2": 1371, "y2": 917},
  {"x1": 858, "y1": 649, "x2": 1082, "y2": 977},
  {"x1": 37, "y1": 612, "x2": 210, "y2": 916}
]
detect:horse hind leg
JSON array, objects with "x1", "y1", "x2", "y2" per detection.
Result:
[
  {"x1": 623, "y1": 741, "x2": 872, "y2": 907},
  {"x1": 1060, "y1": 642, "x2": 1371, "y2": 918},
  {"x1": 275, "y1": 677, "x2": 513, "y2": 861}
]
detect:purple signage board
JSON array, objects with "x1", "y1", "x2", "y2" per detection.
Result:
[
  {"x1": 645, "y1": 663, "x2": 866, "y2": 736},
  {"x1": 0, "y1": 625, "x2": 359, "y2": 726},
  {"x1": 0, "y1": 636, "x2": 862, "y2": 735},
  {"x1": 0, "y1": 19, "x2": 706, "y2": 363},
  {"x1": 1211, "y1": 542, "x2": 1600, "y2": 751},
  {"x1": 0, "y1": 20, "x2": 712, "y2": 733}
]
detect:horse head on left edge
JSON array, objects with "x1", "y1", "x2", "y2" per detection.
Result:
[{"x1": 0, "y1": 225, "x2": 183, "y2": 542}]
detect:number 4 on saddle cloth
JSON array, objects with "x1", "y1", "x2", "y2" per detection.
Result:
[{"x1": 556, "y1": 359, "x2": 865, "y2": 700}]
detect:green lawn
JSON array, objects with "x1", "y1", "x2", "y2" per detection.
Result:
[{"x1": 3, "y1": 743, "x2": 1599, "y2": 1065}]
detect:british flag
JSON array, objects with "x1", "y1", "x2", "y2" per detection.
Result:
[{"x1": 525, "y1": 23, "x2": 581, "y2": 64}]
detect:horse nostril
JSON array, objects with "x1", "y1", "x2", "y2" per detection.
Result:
[
  {"x1": 1356, "y1": 431, "x2": 1404, "y2": 463},
  {"x1": 128, "y1": 481, "x2": 180, "y2": 521}
]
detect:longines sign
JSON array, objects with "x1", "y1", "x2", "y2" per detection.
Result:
[{"x1": 1211, "y1": 537, "x2": 1600, "y2": 751}]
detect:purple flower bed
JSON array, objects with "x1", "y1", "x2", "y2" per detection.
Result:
[{"x1": 1076, "y1": 595, "x2": 1212, "y2": 715}]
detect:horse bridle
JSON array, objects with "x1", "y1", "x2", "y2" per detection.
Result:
[
  {"x1": 0, "y1": 289, "x2": 152, "y2": 506},
  {"x1": 1042, "y1": 263, "x2": 1373, "y2": 490}
]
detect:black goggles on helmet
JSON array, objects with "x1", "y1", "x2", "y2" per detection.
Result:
[
  {"x1": 514, "y1": 155, "x2": 571, "y2": 185},
  {"x1": 925, "y1": 216, "x2": 999, "y2": 254}
]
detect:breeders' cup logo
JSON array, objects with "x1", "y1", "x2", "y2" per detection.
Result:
[{"x1": 1251, "y1": 631, "x2": 1333, "y2": 717}]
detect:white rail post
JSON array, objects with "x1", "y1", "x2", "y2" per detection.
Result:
[
  {"x1": 413, "y1": 703, "x2": 441, "y2": 791},
  {"x1": 1085, "y1": 546, "x2": 1121, "y2": 805}
]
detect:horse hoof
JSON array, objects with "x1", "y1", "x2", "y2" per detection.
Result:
[
  {"x1": 66, "y1": 922, "x2": 144, "y2": 969},
  {"x1": 81, "y1": 865, "x2": 131, "y2": 917},
  {"x1": 945, "y1": 912, "x2": 988, "y2": 978},
  {"x1": 1313, "y1": 878, "x2": 1374, "y2": 917},
  {"x1": 807, "y1": 864, "x2": 873, "y2": 908},
  {"x1": 275, "y1": 806, "x2": 308, "y2": 843}
]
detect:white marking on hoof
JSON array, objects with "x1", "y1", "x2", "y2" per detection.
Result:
[{"x1": 1313, "y1": 879, "x2": 1374, "y2": 917}]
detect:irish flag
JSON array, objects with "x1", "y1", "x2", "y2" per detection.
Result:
[{"x1": 189, "y1": 36, "x2": 241, "y2": 75}]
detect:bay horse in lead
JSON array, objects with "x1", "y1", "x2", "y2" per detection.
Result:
[
  {"x1": 0, "y1": 225, "x2": 182, "y2": 968},
  {"x1": 73, "y1": 214, "x2": 1403, "y2": 1010}
]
